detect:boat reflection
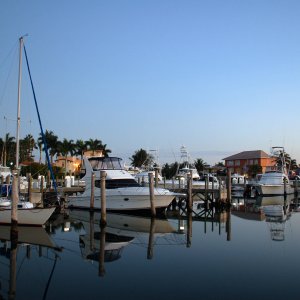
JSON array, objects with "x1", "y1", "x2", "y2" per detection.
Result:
[
  {"x1": 230, "y1": 194, "x2": 299, "y2": 241},
  {"x1": 257, "y1": 194, "x2": 292, "y2": 241},
  {"x1": 0, "y1": 225, "x2": 61, "y2": 300},
  {"x1": 64, "y1": 210, "x2": 182, "y2": 275}
]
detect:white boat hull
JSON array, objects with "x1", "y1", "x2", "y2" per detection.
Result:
[
  {"x1": 0, "y1": 207, "x2": 56, "y2": 226},
  {"x1": 68, "y1": 188, "x2": 177, "y2": 212},
  {"x1": 256, "y1": 184, "x2": 294, "y2": 196}
]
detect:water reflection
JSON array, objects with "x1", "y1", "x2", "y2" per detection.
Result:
[
  {"x1": 0, "y1": 225, "x2": 61, "y2": 300},
  {"x1": 231, "y1": 193, "x2": 299, "y2": 241},
  {"x1": 62, "y1": 210, "x2": 185, "y2": 275},
  {"x1": 3, "y1": 197, "x2": 300, "y2": 299}
]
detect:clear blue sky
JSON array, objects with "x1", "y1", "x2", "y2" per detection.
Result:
[{"x1": 1, "y1": 0, "x2": 300, "y2": 165}]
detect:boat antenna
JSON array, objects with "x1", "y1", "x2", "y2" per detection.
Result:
[{"x1": 22, "y1": 42, "x2": 58, "y2": 198}]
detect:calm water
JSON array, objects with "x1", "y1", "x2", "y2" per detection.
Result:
[{"x1": 1, "y1": 195, "x2": 300, "y2": 300}]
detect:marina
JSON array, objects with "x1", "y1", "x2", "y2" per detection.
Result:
[
  {"x1": 1, "y1": 2, "x2": 300, "y2": 299},
  {"x1": 1, "y1": 194, "x2": 300, "y2": 299}
]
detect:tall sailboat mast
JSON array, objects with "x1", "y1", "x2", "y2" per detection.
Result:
[{"x1": 15, "y1": 36, "x2": 24, "y2": 170}]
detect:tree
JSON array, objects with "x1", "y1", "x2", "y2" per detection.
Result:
[
  {"x1": 19, "y1": 134, "x2": 37, "y2": 163},
  {"x1": 100, "y1": 143, "x2": 112, "y2": 157},
  {"x1": 162, "y1": 162, "x2": 179, "y2": 179},
  {"x1": 3, "y1": 133, "x2": 15, "y2": 166},
  {"x1": 290, "y1": 159, "x2": 298, "y2": 170},
  {"x1": 38, "y1": 130, "x2": 59, "y2": 164},
  {"x1": 194, "y1": 158, "x2": 206, "y2": 174},
  {"x1": 57, "y1": 138, "x2": 75, "y2": 175},
  {"x1": 130, "y1": 149, "x2": 153, "y2": 168},
  {"x1": 86, "y1": 139, "x2": 103, "y2": 155},
  {"x1": 75, "y1": 139, "x2": 87, "y2": 163}
]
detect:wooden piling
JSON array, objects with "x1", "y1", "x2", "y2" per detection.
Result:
[
  {"x1": 89, "y1": 212, "x2": 95, "y2": 252},
  {"x1": 284, "y1": 177, "x2": 287, "y2": 195},
  {"x1": 186, "y1": 211, "x2": 192, "y2": 248},
  {"x1": 28, "y1": 174, "x2": 32, "y2": 203},
  {"x1": 40, "y1": 176, "x2": 44, "y2": 202},
  {"x1": 205, "y1": 176, "x2": 208, "y2": 201},
  {"x1": 155, "y1": 169, "x2": 158, "y2": 188},
  {"x1": 148, "y1": 172, "x2": 156, "y2": 217},
  {"x1": 11, "y1": 170, "x2": 19, "y2": 225},
  {"x1": 147, "y1": 217, "x2": 156, "y2": 259},
  {"x1": 226, "y1": 209, "x2": 231, "y2": 241},
  {"x1": 187, "y1": 173, "x2": 192, "y2": 212},
  {"x1": 100, "y1": 170, "x2": 107, "y2": 226},
  {"x1": 226, "y1": 169, "x2": 232, "y2": 204},
  {"x1": 90, "y1": 172, "x2": 95, "y2": 210},
  {"x1": 47, "y1": 170, "x2": 51, "y2": 189},
  {"x1": 9, "y1": 226, "x2": 18, "y2": 300},
  {"x1": 99, "y1": 225, "x2": 106, "y2": 277}
]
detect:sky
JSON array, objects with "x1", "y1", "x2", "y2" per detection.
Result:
[{"x1": 1, "y1": 0, "x2": 300, "y2": 166}]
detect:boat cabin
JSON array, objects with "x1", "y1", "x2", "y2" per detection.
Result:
[{"x1": 89, "y1": 157, "x2": 124, "y2": 171}]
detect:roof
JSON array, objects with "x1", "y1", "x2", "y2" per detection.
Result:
[{"x1": 223, "y1": 150, "x2": 271, "y2": 161}]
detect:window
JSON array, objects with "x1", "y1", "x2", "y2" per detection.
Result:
[
  {"x1": 227, "y1": 161, "x2": 234, "y2": 166},
  {"x1": 235, "y1": 160, "x2": 240, "y2": 166}
]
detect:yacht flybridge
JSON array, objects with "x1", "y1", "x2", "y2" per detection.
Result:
[{"x1": 68, "y1": 156, "x2": 184, "y2": 214}]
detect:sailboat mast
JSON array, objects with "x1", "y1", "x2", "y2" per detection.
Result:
[{"x1": 15, "y1": 36, "x2": 24, "y2": 170}]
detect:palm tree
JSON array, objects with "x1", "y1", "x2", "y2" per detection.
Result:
[
  {"x1": 75, "y1": 139, "x2": 88, "y2": 165},
  {"x1": 130, "y1": 148, "x2": 153, "y2": 168},
  {"x1": 194, "y1": 158, "x2": 206, "y2": 174},
  {"x1": 38, "y1": 130, "x2": 59, "y2": 164},
  {"x1": 3, "y1": 133, "x2": 15, "y2": 166},
  {"x1": 57, "y1": 138, "x2": 75, "y2": 175},
  {"x1": 86, "y1": 138, "x2": 103, "y2": 155},
  {"x1": 100, "y1": 143, "x2": 111, "y2": 157},
  {"x1": 19, "y1": 134, "x2": 37, "y2": 163}
]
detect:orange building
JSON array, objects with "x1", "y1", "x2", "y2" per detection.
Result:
[
  {"x1": 54, "y1": 156, "x2": 81, "y2": 175},
  {"x1": 223, "y1": 150, "x2": 276, "y2": 175}
]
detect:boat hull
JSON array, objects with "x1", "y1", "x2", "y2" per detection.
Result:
[
  {"x1": 256, "y1": 184, "x2": 294, "y2": 196},
  {"x1": 68, "y1": 192, "x2": 176, "y2": 212},
  {"x1": 0, "y1": 207, "x2": 56, "y2": 226}
]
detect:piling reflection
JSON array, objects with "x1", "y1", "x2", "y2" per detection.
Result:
[
  {"x1": 0, "y1": 225, "x2": 61, "y2": 300},
  {"x1": 64, "y1": 210, "x2": 184, "y2": 275}
]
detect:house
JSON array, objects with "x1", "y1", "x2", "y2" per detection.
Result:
[
  {"x1": 54, "y1": 156, "x2": 81, "y2": 175},
  {"x1": 223, "y1": 150, "x2": 276, "y2": 175}
]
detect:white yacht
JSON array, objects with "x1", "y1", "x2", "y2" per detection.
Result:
[
  {"x1": 255, "y1": 171, "x2": 294, "y2": 196},
  {"x1": 255, "y1": 147, "x2": 294, "y2": 196},
  {"x1": 68, "y1": 156, "x2": 184, "y2": 214}
]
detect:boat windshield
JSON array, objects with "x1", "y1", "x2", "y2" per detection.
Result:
[{"x1": 89, "y1": 157, "x2": 123, "y2": 171}]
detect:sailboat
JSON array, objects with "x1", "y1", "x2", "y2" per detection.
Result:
[{"x1": 0, "y1": 36, "x2": 56, "y2": 226}]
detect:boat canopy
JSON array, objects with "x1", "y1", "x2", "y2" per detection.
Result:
[{"x1": 88, "y1": 157, "x2": 123, "y2": 171}]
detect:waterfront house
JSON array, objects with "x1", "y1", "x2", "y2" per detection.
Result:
[
  {"x1": 223, "y1": 150, "x2": 276, "y2": 175},
  {"x1": 54, "y1": 156, "x2": 81, "y2": 175}
]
